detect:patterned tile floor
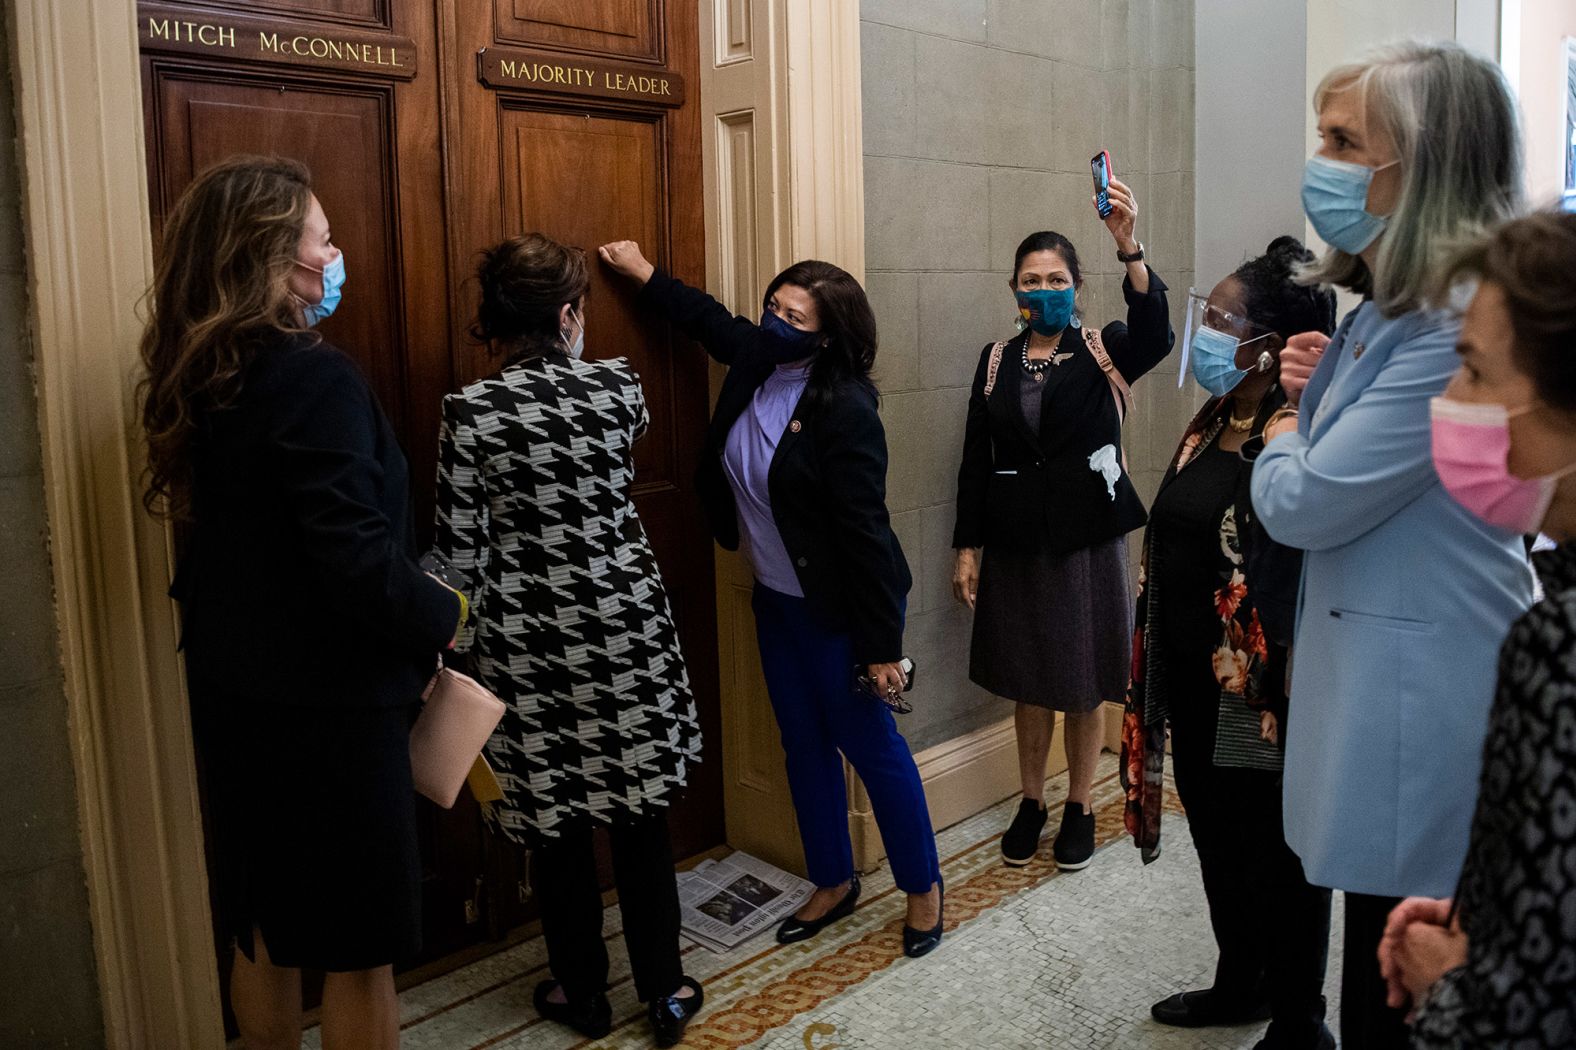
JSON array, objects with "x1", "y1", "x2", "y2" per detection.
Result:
[{"x1": 298, "y1": 756, "x2": 1343, "y2": 1049}]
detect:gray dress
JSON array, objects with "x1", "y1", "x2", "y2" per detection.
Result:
[{"x1": 968, "y1": 360, "x2": 1133, "y2": 711}]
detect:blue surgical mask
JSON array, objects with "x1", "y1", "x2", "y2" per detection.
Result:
[
  {"x1": 1014, "y1": 287, "x2": 1075, "y2": 337},
  {"x1": 1190, "y1": 325, "x2": 1275, "y2": 397},
  {"x1": 1191, "y1": 326, "x2": 1252, "y2": 396},
  {"x1": 1301, "y1": 155, "x2": 1398, "y2": 255},
  {"x1": 759, "y1": 309, "x2": 821, "y2": 363},
  {"x1": 296, "y1": 252, "x2": 346, "y2": 327}
]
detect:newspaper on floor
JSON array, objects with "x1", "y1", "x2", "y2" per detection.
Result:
[{"x1": 677, "y1": 851, "x2": 814, "y2": 953}]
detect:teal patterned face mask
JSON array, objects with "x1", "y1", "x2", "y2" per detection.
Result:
[{"x1": 1014, "y1": 286, "x2": 1075, "y2": 336}]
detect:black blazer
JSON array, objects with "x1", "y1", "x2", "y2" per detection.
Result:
[
  {"x1": 638, "y1": 271, "x2": 912, "y2": 666},
  {"x1": 172, "y1": 333, "x2": 459, "y2": 708},
  {"x1": 953, "y1": 269, "x2": 1173, "y2": 555}
]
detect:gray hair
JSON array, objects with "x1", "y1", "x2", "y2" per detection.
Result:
[{"x1": 1300, "y1": 40, "x2": 1523, "y2": 317}]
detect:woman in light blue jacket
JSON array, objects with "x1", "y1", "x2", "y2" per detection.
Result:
[{"x1": 1250, "y1": 42, "x2": 1532, "y2": 1050}]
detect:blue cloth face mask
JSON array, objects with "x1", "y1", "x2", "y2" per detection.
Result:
[
  {"x1": 1301, "y1": 155, "x2": 1398, "y2": 255},
  {"x1": 1190, "y1": 325, "x2": 1275, "y2": 397},
  {"x1": 759, "y1": 308, "x2": 822, "y2": 363},
  {"x1": 1014, "y1": 287, "x2": 1076, "y2": 337},
  {"x1": 296, "y1": 252, "x2": 346, "y2": 327}
]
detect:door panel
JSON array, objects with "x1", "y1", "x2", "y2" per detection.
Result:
[
  {"x1": 454, "y1": 0, "x2": 720, "y2": 876},
  {"x1": 152, "y1": 77, "x2": 409, "y2": 427},
  {"x1": 494, "y1": 0, "x2": 659, "y2": 60},
  {"x1": 497, "y1": 106, "x2": 675, "y2": 487},
  {"x1": 248, "y1": 0, "x2": 388, "y2": 26}
]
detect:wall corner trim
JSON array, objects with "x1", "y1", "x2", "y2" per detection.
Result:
[{"x1": 10, "y1": 0, "x2": 223, "y2": 1045}]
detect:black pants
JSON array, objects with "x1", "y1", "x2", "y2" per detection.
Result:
[
  {"x1": 1167, "y1": 643, "x2": 1332, "y2": 1041},
  {"x1": 530, "y1": 809, "x2": 684, "y2": 1004},
  {"x1": 1341, "y1": 892, "x2": 1410, "y2": 1049}
]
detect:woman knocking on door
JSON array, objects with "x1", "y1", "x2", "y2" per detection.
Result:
[
  {"x1": 599, "y1": 239, "x2": 945, "y2": 958},
  {"x1": 141, "y1": 156, "x2": 463, "y2": 1050}
]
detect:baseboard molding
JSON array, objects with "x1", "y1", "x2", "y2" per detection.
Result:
[{"x1": 849, "y1": 702, "x2": 1128, "y2": 872}]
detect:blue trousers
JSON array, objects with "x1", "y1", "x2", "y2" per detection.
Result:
[{"x1": 751, "y1": 584, "x2": 941, "y2": 894}]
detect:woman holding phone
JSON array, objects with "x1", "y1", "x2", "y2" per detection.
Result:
[
  {"x1": 598, "y1": 241, "x2": 944, "y2": 958},
  {"x1": 952, "y1": 168, "x2": 1173, "y2": 872}
]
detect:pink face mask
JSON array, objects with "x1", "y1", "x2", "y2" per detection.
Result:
[{"x1": 1430, "y1": 397, "x2": 1576, "y2": 534}]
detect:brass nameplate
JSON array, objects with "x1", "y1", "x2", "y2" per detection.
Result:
[
  {"x1": 478, "y1": 48, "x2": 685, "y2": 107},
  {"x1": 138, "y1": 4, "x2": 417, "y2": 80}
]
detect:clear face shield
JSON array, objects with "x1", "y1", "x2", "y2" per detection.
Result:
[{"x1": 1177, "y1": 289, "x2": 1280, "y2": 391}]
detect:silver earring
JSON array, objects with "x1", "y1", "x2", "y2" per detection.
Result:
[
  {"x1": 1257, "y1": 350, "x2": 1274, "y2": 373},
  {"x1": 1014, "y1": 314, "x2": 1028, "y2": 334}
]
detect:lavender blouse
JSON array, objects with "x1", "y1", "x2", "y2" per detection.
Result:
[{"x1": 721, "y1": 362, "x2": 811, "y2": 596}]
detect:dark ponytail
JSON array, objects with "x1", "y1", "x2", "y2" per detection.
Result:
[
  {"x1": 1232, "y1": 236, "x2": 1338, "y2": 340},
  {"x1": 472, "y1": 232, "x2": 590, "y2": 360}
]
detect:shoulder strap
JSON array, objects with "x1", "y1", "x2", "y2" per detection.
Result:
[
  {"x1": 1082, "y1": 326, "x2": 1130, "y2": 422},
  {"x1": 982, "y1": 341, "x2": 1007, "y2": 398}
]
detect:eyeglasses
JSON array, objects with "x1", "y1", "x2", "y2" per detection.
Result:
[
  {"x1": 1179, "y1": 289, "x2": 1279, "y2": 387},
  {"x1": 1186, "y1": 291, "x2": 1276, "y2": 339}
]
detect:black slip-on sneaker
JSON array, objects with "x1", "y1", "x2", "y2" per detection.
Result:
[
  {"x1": 1051, "y1": 802, "x2": 1096, "y2": 871},
  {"x1": 1000, "y1": 799, "x2": 1048, "y2": 866}
]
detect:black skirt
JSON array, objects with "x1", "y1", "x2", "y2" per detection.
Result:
[
  {"x1": 194, "y1": 698, "x2": 422, "y2": 972},
  {"x1": 969, "y1": 536, "x2": 1133, "y2": 711}
]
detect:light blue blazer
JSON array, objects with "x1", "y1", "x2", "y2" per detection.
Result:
[{"x1": 1251, "y1": 302, "x2": 1533, "y2": 898}]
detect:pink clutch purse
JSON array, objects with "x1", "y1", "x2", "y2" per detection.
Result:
[{"x1": 410, "y1": 667, "x2": 506, "y2": 809}]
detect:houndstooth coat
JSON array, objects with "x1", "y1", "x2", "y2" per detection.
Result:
[{"x1": 434, "y1": 352, "x2": 701, "y2": 842}]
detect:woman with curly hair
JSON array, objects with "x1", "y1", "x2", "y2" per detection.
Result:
[{"x1": 141, "y1": 156, "x2": 462, "y2": 1050}]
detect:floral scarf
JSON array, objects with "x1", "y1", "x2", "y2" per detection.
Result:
[{"x1": 1120, "y1": 394, "x2": 1287, "y2": 863}]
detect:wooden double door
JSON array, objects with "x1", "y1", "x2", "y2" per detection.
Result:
[{"x1": 138, "y1": 0, "x2": 722, "y2": 989}]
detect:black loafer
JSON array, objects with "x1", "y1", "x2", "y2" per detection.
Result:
[
  {"x1": 776, "y1": 877, "x2": 860, "y2": 944},
  {"x1": 902, "y1": 881, "x2": 944, "y2": 959},
  {"x1": 533, "y1": 980, "x2": 612, "y2": 1039},
  {"x1": 649, "y1": 976, "x2": 704, "y2": 1048},
  {"x1": 1150, "y1": 988, "x2": 1272, "y2": 1028}
]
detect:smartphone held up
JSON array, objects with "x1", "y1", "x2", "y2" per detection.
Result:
[{"x1": 1091, "y1": 150, "x2": 1114, "y2": 219}]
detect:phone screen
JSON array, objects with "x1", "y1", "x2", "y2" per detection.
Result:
[{"x1": 1091, "y1": 151, "x2": 1113, "y2": 218}]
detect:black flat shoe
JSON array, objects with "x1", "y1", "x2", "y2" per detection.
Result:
[
  {"x1": 1051, "y1": 802, "x2": 1096, "y2": 871},
  {"x1": 533, "y1": 980, "x2": 612, "y2": 1039},
  {"x1": 1001, "y1": 798, "x2": 1049, "y2": 866},
  {"x1": 649, "y1": 976, "x2": 704, "y2": 1048},
  {"x1": 902, "y1": 881, "x2": 944, "y2": 959},
  {"x1": 1150, "y1": 988, "x2": 1271, "y2": 1028},
  {"x1": 776, "y1": 877, "x2": 860, "y2": 944}
]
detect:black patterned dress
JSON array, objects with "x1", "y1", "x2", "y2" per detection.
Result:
[
  {"x1": 433, "y1": 353, "x2": 702, "y2": 843},
  {"x1": 1411, "y1": 544, "x2": 1576, "y2": 1047}
]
